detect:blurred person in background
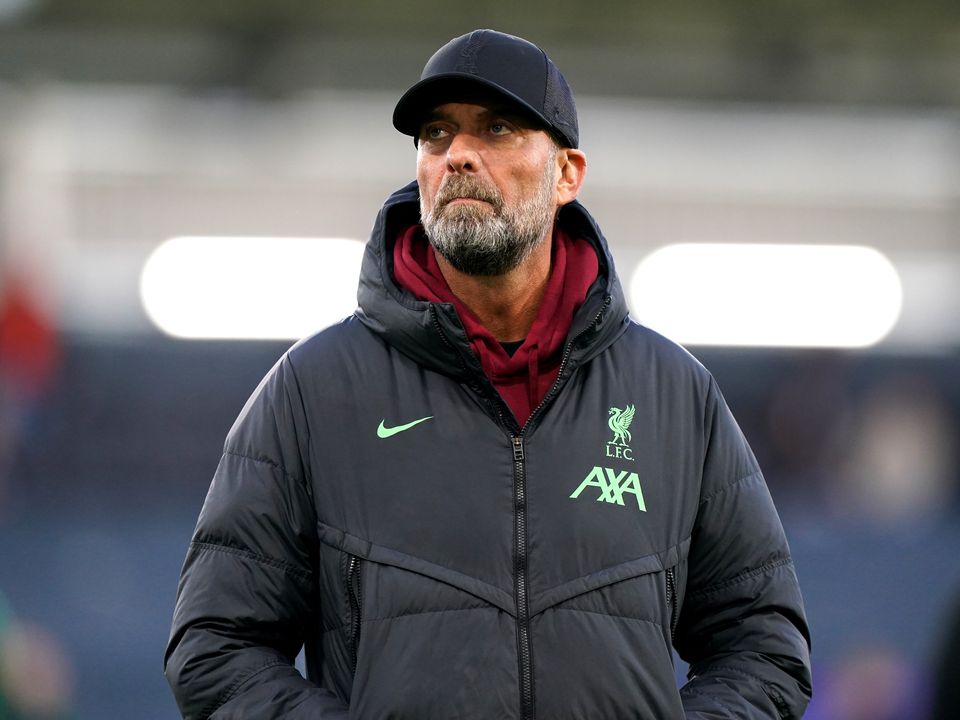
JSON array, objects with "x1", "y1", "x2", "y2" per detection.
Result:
[
  {"x1": 0, "y1": 269, "x2": 60, "y2": 499},
  {"x1": 165, "y1": 29, "x2": 811, "y2": 719},
  {"x1": 805, "y1": 645, "x2": 922, "y2": 720},
  {"x1": 838, "y1": 375, "x2": 957, "y2": 522},
  {"x1": 0, "y1": 592, "x2": 73, "y2": 719},
  {"x1": 761, "y1": 354, "x2": 855, "y2": 511}
]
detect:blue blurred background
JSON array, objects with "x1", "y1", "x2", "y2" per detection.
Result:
[{"x1": 1, "y1": 2, "x2": 959, "y2": 718}]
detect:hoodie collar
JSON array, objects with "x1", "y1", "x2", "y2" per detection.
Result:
[{"x1": 391, "y1": 223, "x2": 598, "y2": 425}]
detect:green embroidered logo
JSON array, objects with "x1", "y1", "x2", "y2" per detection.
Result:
[
  {"x1": 376, "y1": 416, "x2": 433, "y2": 438},
  {"x1": 607, "y1": 404, "x2": 636, "y2": 461},
  {"x1": 570, "y1": 466, "x2": 647, "y2": 511}
]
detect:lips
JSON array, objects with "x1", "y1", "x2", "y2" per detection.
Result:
[{"x1": 446, "y1": 196, "x2": 490, "y2": 206}]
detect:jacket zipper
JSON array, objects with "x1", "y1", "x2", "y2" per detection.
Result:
[
  {"x1": 437, "y1": 297, "x2": 611, "y2": 720},
  {"x1": 512, "y1": 435, "x2": 534, "y2": 719},
  {"x1": 665, "y1": 567, "x2": 679, "y2": 642},
  {"x1": 346, "y1": 555, "x2": 363, "y2": 674},
  {"x1": 510, "y1": 298, "x2": 611, "y2": 720}
]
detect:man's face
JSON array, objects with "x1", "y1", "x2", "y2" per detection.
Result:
[{"x1": 416, "y1": 102, "x2": 561, "y2": 277}]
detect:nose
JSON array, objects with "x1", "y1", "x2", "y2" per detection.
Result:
[{"x1": 445, "y1": 132, "x2": 482, "y2": 174}]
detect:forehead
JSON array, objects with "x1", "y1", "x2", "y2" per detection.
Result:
[{"x1": 423, "y1": 101, "x2": 535, "y2": 125}]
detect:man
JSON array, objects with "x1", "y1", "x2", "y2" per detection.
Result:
[
  {"x1": 933, "y1": 588, "x2": 960, "y2": 719},
  {"x1": 165, "y1": 29, "x2": 812, "y2": 719}
]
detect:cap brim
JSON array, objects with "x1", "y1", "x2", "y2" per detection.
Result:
[{"x1": 392, "y1": 73, "x2": 550, "y2": 140}]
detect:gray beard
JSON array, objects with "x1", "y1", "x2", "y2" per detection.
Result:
[{"x1": 421, "y1": 169, "x2": 556, "y2": 277}]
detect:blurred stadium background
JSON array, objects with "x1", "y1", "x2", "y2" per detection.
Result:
[{"x1": 1, "y1": 1, "x2": 960, "y2": 717}]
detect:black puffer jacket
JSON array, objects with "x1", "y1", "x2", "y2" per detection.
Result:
[{"x1": 165, "y1": 182, "x2": 812, "y2": 719}]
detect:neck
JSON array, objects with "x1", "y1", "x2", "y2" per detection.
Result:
[{"x1": 435, "y1": 232, "x2": 553, "y2": 342}]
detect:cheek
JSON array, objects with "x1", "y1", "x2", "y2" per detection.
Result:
[
  {"x1": 504, "y1": 169, "x2": 542, "y2": 205},
  {"x1": 416, "y1": 164, "x2": 441, "y2": 211}
]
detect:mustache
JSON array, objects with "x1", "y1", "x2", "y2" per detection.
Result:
[{"x1": 434, "y1": 176, "x2": 503, "y2": 212}]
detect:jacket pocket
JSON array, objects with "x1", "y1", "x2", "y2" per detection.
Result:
[
  {"x1": 345, "y1": 553, "x2": 363, "y2": 674},
  {"x1": 665, "y1": 566, "x2": 679, "y2": 642},
  {"x1": 317, "y1": 522, "x2": 521, "y2": 719}
]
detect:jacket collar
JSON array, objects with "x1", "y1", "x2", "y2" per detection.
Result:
[{"x1": 356, "y1": 180, "x2": 630, "y2": 383}]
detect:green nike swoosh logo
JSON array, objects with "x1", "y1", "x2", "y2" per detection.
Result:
[{"x1": 377, "y1": 416, "x2": 433, "y2": 438}]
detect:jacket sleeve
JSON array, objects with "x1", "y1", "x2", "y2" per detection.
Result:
[
  {"x1": 164, "y1": 355, "x2": 349, "y2": 720},
  {"x1": 676, "y1": 377, "x2": 812, "y2": 719}
]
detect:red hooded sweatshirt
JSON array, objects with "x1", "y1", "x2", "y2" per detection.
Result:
[{"x1": 392, "y1": 225, "x2": 599, "y2": 426}]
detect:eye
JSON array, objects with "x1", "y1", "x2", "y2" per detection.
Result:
[
  {"x1": 489, "y1": 122, "x2": 511, "y2": 135},
  {"x1": 421, "y1": 125, "x2": 449, "y2": 142}
]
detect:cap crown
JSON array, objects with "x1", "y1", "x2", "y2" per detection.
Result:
[{"x1": 393, "y1": 29, "x2": 579, "y2": 148}]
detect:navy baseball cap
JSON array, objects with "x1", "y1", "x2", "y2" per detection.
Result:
[{"x1": 393, "y1": 29, "x2": 579, "y2": 148}]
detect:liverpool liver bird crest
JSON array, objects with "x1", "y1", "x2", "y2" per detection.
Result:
[{"x1": 608, "y1": 405, "x2": 636, "y2": 446}]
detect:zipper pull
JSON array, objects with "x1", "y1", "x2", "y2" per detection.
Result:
[{"x1": 512, "y1": 436, "x2": 524, "y2": 462}]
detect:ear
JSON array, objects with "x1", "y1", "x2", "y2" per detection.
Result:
[{"x1": 555, "y1": 148, "x2": 587, "y2": 206}]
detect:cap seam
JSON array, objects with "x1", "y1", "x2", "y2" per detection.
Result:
[{"x1": 460, "y1": 29, "x2": 481, "y2": 75}]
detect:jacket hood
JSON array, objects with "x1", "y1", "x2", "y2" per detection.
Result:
[{"x1": 356, "y1": 180, "x2": 630, "y2": 384}]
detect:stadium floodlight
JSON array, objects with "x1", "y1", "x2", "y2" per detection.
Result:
[
  {"x1": 140, "y1": 236, "x2": 366, "y2": 340},
  {"x1": 629, "y1": 243, "x2": 903, "y2": 348}
]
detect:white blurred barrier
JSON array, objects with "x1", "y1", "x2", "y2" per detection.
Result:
[{"x1": 1, "y1": 85, "x2": 957, "y2": 349}]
